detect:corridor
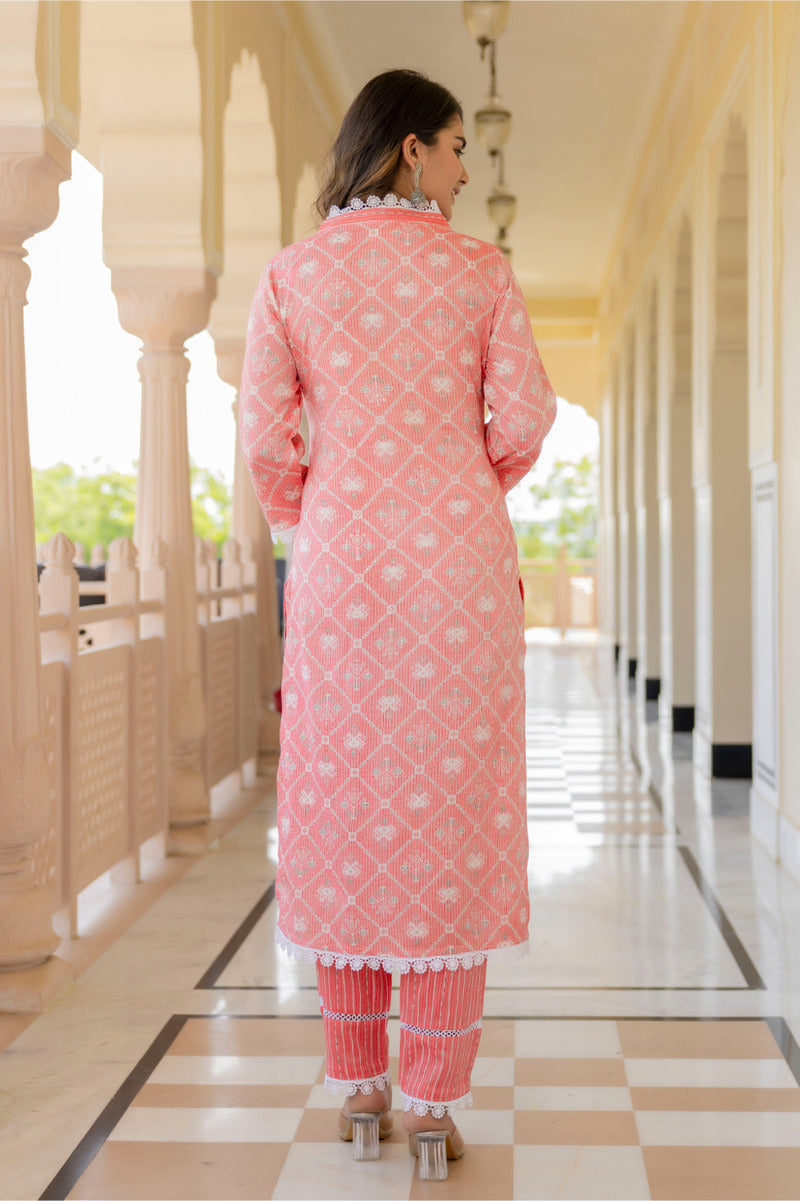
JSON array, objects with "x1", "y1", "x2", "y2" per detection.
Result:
[{"x1": 1, "y1": 636, "x2": 800, "y2": 1201}]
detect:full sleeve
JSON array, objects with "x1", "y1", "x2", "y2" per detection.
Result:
[
  {"x1": 239, "y1": 261, "x2": 307, "y2": 544},
  {"x1": 483, "y1": 266, "x2": 558, "y2": 495}
]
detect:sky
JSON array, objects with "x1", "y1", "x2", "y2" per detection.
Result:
[{"x1": 23, "y1": 153, "x2": 598, "y2": 519}]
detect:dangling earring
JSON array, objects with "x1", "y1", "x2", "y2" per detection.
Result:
[{"x1": 410, "y1": 161, "x2": 426, "y2": 207}]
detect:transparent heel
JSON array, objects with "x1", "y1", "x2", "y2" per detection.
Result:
[
  {"x1": 415, "y1": 1131, "x2": 449, "y2": 1181},
  {"x1": 350, "y1": 1113, "x2": 381, "y2": 1161}
]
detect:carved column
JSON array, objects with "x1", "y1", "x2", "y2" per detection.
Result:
[
  {"x1": 0, "y1": 138, "x2": 73, "y2": 1009},
  {"x1": 112, "y1": 267, "x2": 216, "y2": 851},
  {"x1": 216, "y1": 338, "x2": 281, "y2": 767}
]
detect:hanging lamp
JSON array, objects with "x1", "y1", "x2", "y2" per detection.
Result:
[{"x1": 462, "y1": 1, "x2": 510, "y2": 49}]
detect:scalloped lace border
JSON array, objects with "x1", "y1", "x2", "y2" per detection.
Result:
[
  {"x1": 326, "y1": 192, "x2": 443, "y2": 219},
  {"x1": 268, "y1": 523, "x2": 298, "y2": 548},
  {"x1": 324, "y1": 1071, "x2": 391, "y2": 1097},
  {"x1": 402, "y1": 1090, "x2": 473, "y2": 1118},
  {"x1": 275, "y1": 927, "x2": 530, "y2": 973}
]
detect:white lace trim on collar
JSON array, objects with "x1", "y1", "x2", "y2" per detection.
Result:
[{"x1": 326, "y1": 192, "x2": 443, "y2": 219}]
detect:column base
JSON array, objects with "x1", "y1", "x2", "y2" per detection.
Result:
[
  {"x1": 750, "y1": 784, "x2": 779, "y2": 858},
  {"x1": 257, "y1": 749, "x2": 280, "y2": 773},
  {"x1": 711, "y1": 743, "x2": 752, "y2": 779},
  {"x1": 166, "y1": 822, "x2": 219, "y2": 857},
  {"x1": 673, "y1": 705, "x2": 695, "y2": 732},
  {"x1": 0, "y1": 955, "x2": 73, "y2": 1014},
  {"x1": 168, "y1": 758, "x2": 211, "y2": 829}
]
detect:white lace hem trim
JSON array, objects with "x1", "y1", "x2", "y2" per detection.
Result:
[
  {"x1": 401, "y1": 1090, "x2": 473, "y2": 1118},
  {"x1": 326, "y1": 192, "x2": 443, "y2": 219},
  {"x1": 275, "y1": 927, "x2": 530, "y2": 973},
  {"x1": 269, "y1": 523, "x2": 298, "y2": 548},
  {"x1": 324, "y1": 1071, "x2": 391, "y2": 1097}
]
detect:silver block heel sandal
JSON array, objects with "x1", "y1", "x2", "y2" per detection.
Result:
[
  {"x1": 409, "y1": 1129, "x2": 464, "y2": 1181},
  {"x1": 338, "y1": 1108, "x2": 393, "y2": 1161},
  {"x1": 350, "y1": 1113, "x2": 381, "y2": 1161}
]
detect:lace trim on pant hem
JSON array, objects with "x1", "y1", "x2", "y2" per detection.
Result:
[
  {"x1": 399, "y1": 1017, "x2": 482, "y2": 1038},
  {"x1": 276, "y1": 927, "x2": 529, "y2": 973},
  {"x1": 324, "y1": 1071, "x2": 391, "y2": 1097},
  {"x1": 401, "y1": 1091, "x2": 473, "y2": 1117},
  {"x1": 323, "y1": 1009, "x2": 390, "y2": 1023}
]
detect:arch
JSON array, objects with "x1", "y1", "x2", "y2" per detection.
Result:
[
  {"x1": 80, "y1": 0, "x2": 208, "y2": 271},
  {"x1": 220, "y1": 5, "x2": 338, "y2": 250},
  {"x1": 213, "y1": 47, "x2": 280, "y2": 339}
]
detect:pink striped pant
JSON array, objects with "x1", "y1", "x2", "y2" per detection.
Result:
[{"x1": 316, "y1": 962, "x2": 486, "y2": 1116}]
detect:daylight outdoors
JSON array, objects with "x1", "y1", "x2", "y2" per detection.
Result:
[{"x1": 25, "y1": 155, "x2": 598, "y2": 570}]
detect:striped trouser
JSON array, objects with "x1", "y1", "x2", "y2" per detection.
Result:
[{"x1": 316, "y1": 962, "x2": 487, "y2": 1117}]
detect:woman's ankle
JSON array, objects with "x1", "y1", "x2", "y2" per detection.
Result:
[
  {"x1": 341, "y1": 1085, "x2": 391, "y2": 1114},
  {"x1": 402, "y1": 1110, "x2": 456, "y2": 1133}
]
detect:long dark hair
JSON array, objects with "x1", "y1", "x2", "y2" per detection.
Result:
[{"x1": 315, "y1": 69, "x2": 462, "y2": 220}]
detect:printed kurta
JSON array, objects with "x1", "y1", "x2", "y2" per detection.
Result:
[{"x1": 240, "y1": 197, "x2": 557, "y2": 972}]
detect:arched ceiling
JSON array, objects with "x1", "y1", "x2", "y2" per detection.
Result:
[{"x1": 303, "y1": 0, "x2": 688, "y2": 300}]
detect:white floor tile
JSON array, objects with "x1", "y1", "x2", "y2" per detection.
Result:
[
  {"x1": 149, "y1": 1054, "x2": 324, "y2": 1085},
  {"x1": 513, "y1": 1145, "x2": 651, "y2": 1200},
  {"x1": 306, "y1": 1084, "x2": 346, "y2": 1109},
  {"x1": 454, "y1": 1108, "x2": 515, "y2": 1143},
  {"x1": 272, "y1": 1141, "x2": 414, "y2": 1200},
  {"x1": 515, "y1": 1086, "x2": 632, "y2": 1111},
  {"x1": 636, "y1": 1108, "x2": 800, "y2": 1146},
  {"x1": 108, "y1": 1106, "x2": 304, "y2": 1142},
  {"x1": 624, "y1": 1057, "x2": 799, "y2": 1089},
  {"x1": 515, "y1": 1021, "x2": 622, "y2": 1059},
  {"x1": 470, "y1": 1056, "x2": 516, "y2": 1087}
]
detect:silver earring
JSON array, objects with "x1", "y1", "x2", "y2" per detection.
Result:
[{"x1": 410, "y1": 162, "x2": 426, "y2": 207}]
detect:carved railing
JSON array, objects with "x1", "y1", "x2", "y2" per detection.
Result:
[
  {"x1": 33, "y1": 531, "x2": 257, "y2": 936},
  {"x1": 519, "y1": 547, "x2": 598, "y2": 633},
  {"x1": 195, "y1": 537, "x2": 258, "y2": 789},
  {"x1": 34, "y1": 532, "x2": 167, "y2": 935}
]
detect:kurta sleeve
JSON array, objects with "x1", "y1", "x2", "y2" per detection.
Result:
[
  {"x1": 483, "y1": 265, "x2": 558, "y2": 495},
  {"x1": 239, "y1": 261, "x2": 307, "y2": 544}
]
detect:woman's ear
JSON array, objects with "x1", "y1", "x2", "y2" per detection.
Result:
[{"x1": 400, "y1": 132, "x2": 419, "y2": 172}]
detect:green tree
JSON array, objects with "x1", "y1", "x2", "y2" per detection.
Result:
[
  {"x1": 516, "y1": 452, "x2": 598, "y2": 559},
  {"x1": 33, "y1": 461, "x2": 138, "y2": 550},
  {"x1": 32, "y1": 460, "x2": 233, "y2": 555},
  {"x1": 513, "y1": 522, "x2": 552, "y2": 559},
  {"x1": 189, "y1": 464, "x2": 232, "y2": 547}
]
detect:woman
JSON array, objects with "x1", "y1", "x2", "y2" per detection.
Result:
[{"x1": 240, "y1": 68, "x2": 556, "y2": 1180}]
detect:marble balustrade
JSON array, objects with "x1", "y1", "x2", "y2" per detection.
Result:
[{"x1": 32, "y1": 529, "x2": 258, "y2": 941}]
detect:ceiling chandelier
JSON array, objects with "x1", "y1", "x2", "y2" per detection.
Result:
[
  {"x1": 463, "y1": 0, "x2": 510, "y2": 49},
  {"x1": 462, "y1": 0, "x2": 516, "y2": 259}
]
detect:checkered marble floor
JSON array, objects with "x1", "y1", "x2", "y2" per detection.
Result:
[
  {"x1": 5, "y1": 636, "x2": 800, "y2": 1201},
  {"x1": 66, "y1": 1016, "x2": 800, "y2": 1200}
]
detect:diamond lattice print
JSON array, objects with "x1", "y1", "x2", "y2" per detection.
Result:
[{"x1": 240, "y1": 204, "x2": 557, "y2": 973}]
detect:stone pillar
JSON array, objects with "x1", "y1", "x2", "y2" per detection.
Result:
[
  {"x1": 216, "y1": 338, "x2": 282, "y2": 768},
  {"x1": 112, "y1": 267, "x2": 217, "y2": 852},
  {"x1": 634, "y1": 297, "x2": 661, "y2": 711},
  {"x1": 0, "y1": 135, "x2": 73, "y2": 1009}
]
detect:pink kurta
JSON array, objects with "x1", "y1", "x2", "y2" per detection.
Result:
[{"x1": 240, "y1": 195, "x2": 557, "y2": 973}]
